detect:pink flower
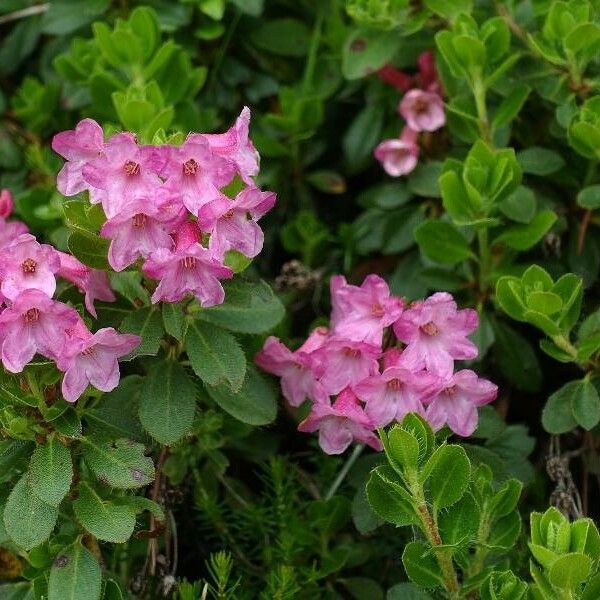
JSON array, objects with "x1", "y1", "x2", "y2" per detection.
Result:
[
  {"x1": 56, "y1": 252, "x2": 115, "y2": 317},
  {"x1": 0, "y1": 234, "x2": 60, "y2": 300},
  {"x1": 0, "y1": 219, "x2": 28, "y2": 250},
  {"x1": 82, "y1": 133, "x2": 160, "y2": 218},
  {"x1": 376, "y1": 64, "x2": 413, "y2": 92},
  {"x1": 374, "y1": 127, "x2": 419, "y2": 176},
  {"x1": 354, "y1": 360, "x2": 442, "y2": 428},
  {"x1": 398, "y1": 89, "x2": 445, "y2": 132},
  {"x1": 311, "y1": 339, "x2": 380, "y2": 396},
  {"x1": 0, "y1": 289, "x2": 81, "y2": 372},
  {"x1": 393, "y1": 292, "x2": 478, "y2": 377},
  {"x1": 160, "y1": 137, "x2": 235, "y2": 215},
  {"x1": 255, "y1": 333, "x2": 328, "y2": 406},
  {"x1": 57, "y1": 325, "x2": 140, "y2": 402},
  {"x1": 425, "y1": 369, "x2": 497, "y2": 436},
  {"x1": 200, "y1": 107, "x2": 260, "y2": 184},
  {"x1": 298, "y1": 388, "x2": 382, "y2": 455},
  {"x1": 417, "y1": 51, "x2": 441, "y2": 94},
  {"x1": 330, "y1": 274, "x2": 403, "y2": 346},
  {"x1": 198, "y1": 187, "x2": 276, "y2": 259},
  {"x1": 0, "y1": 189, "x2": 14, "y2": 218},
  {"x1": 100, "y1": 194, "x2": 182, "y2": 272},
  {"x1": 142, "y1": 222, "x2": 232, "y2": 306},
  {"x1": 52, "y1": 118, "x2": 105, "y2": 198}
]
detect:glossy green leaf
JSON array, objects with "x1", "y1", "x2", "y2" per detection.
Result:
[
  {"x1": 402, "y1": 541, "x2": 444, "y2": 588},
  {"x1": 414, "y1": 220, "x2": 474, "y2": 265}
]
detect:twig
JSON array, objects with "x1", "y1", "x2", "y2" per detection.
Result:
[
  {"x1": 325, "y1": 444, "x2": 364, "y2": 501},
  {"x1": 0, "y1": 4, "x2": 49, "y2": 25}
]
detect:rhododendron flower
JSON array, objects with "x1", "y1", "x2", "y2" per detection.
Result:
[
  {"x1": 0, "y1": 189, "x2": 14, "y2": 218},
  {"x1": 0, "y1": 289, "x2": 80, "y2": 372},
  {"x1": 52, "y1": 118, "x2": 105, "y2": 197},
  {"x1": 425, "y1": 369, "x2": 498, "y2": 436},
  {"x1": 57, "y1": 325, "x2": 140, "y2": 402},
  {"x1": 417, "y1": 51, "x2": 441, "y2": 94},
  {"x1": 82, "y1": 133, "x2": 159, "y2": 218},
  {"x1": 160, "y1": 137, "x2": 235, "y2": 215},
  {"x1": 0, "y1": 234, "x2": 60, "y2": 300},
  {"x1": 298, "y1": 388, "x2": 382, "y2": 454},
  {"x1": 143, "y1": 222, "x2": 232, "y2": 306},
  {"x1": 311, "y1": 339, "x2": 380, "y2": 396},
  {"x1": 198, "y1": 187, "x2": 276, "y2": 259},
  {"x1": 199, "y1": 107, "x2": 260, "y2": 184},
  {"x1": 354, "y1": 360, "x2": 441, "y2": 428},
  {"x1": 330, "y1": 274, "x2": 403, "y2": 346},
  {"x1": 100, "y1": 194, "x2": 181, "y2": 271},
  {"x1": 374, "y1": 127, "x2": 419, "y2": 177},
  {"x1": 399, "y1": 89, "x2": 445, "y2": 132},
  {"x1": 0, "y1": 219, "x2": 28, "y2": 250},
  {"x1": 255, "y1": 334, "x2": 327, "y2": 406},
  {"x1": 56, "y1": 252, "x2": 115, "y2": 317},
  {"x1": 376, "y1": 64, "x2": 413, "y2": 92},
  {"x1": 393, "y1": 292, "x2": 478, "y2": 377}
]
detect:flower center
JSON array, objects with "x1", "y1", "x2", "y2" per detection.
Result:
[
  {"x1": 413, "y1": 97, "x2": 429, "y2": 114},
  {"x1": 343, "y1": 347, "x2": 360, "y2": 358},
  {"x1": 387, "y1": 378, "x2": 402, "y2": 391},
  {"x1": 421, "y1": 321, "x2": 439, "y2": 336},
  {"x1": 183, "y1": 158, "x2": 198, "y2": 175},
  {"x1": 180, "y1": 256, "x2": 197, "y2": 269},
  {"x1": 81, "y1": 346, "x2": 96, "y2": 357},
  {"x1": 223, "y1": 209, "x2": 235, "y2": 219},
  {"x1": 23, "y1": 308, "x2": 40, "y2": 323},
  {"x1": 124, "y1": 160, "x2": 140, "y2": 176},
  {"x1": 371, "y1": 303, "x2": 385, "y2": 317},
  {"x1": 445, "y1": 385, "x2": 457, "y2": 396},
  {"x1": 21, "y1": 258, "x2": 37, "y2": 274},
  {"x1": 132, "y1": 214, "x2": 146, "y2": 228}
]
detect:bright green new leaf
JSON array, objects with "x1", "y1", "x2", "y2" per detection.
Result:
[
  {"x1": 402, "y1": 541, "x2": 445, "y2": 588},
  {"x1": 425, "y1": 444, "x2": 470, "y2": 508}
]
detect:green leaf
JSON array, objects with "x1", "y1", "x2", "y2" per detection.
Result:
[
  {"x1": 82, "y1": 438, "x2": 154, "y2": 489},
  {"x1": 119, "y1": 306, "x2": 164, "y2": 359},
  {"x1": 571, "y1": 378, "x2": 600, "y2": 430},
  {"x1": 387, "y1": 426, "x2": 419, "y2": 471},
  {"x1": 195, "y1": 279, "x2": 284, "y2": 333},
  {"x1": 548, "y1": 552, "x2": 592, "y2": 590},
  {"x1": 493, "y1": 210, "x2": 557, "y2": 250},
  {"x1": 162, "y1": 303, "x2": 187, "y2": 342},
  {"x1": 249, "y1": 18, "x2": 310, "y2": 57},
  {"x1": 517, "y1": 147, "x2": 564, "y2": 175},
  {"x1": 41, "y1": 0, "x2": 110, "y2": 35},
  {"x1": 542, "y1": 381, "x2": 579, "y2": 434},
  {"x1": 424, "y1": 0, "x2": 471, "y2": 20},
  {"x1": 3, "y1": 476, "x2": 58, "y2": 550},
  {"x1": 73, "y1": 482, "x2": 136, "y2": 543},
  {"x1": 48, "y1": 541, "x2": 101, "y2": 600},
  {"x1": 489, "y1": 479, "x2": 522, "y2": 517},
  {"x1": 488, "y1": 510, "x2": 521, "y2": 549},
  {"x1": 205, "y1": 365, "x2": 277, "y2": 425},
  {"x1": 414, "y1": 220, "x2": 474, "y2": 265},
  {"x1": 185, "y1": 320, "x2": 246, "y2": 392},
  {"x1": 425, "y1": 444, "x2": 470, "y2": 508},
  {"x1": 67, "y1": 231, "x2": 110, "y2": 270},
  {"x1": 139, "y1": 361, "x2": 196, "y2": 445},
  {"x1": 492, "y1": 84, "x2": 531, "y2": 128},
  {"x1": 402, "y1": 541, "x2": 444, "y2": 588},
  {"x1": 342, "y1": 28, "x2": 402, "y2": 80},
  {"x1": 499, "y1": 185, "x2": 536, "y2": 224},
  {"x1": 28, "y1": 436, "x2": 72, "y2": 506},
  {"x1": 577, "y1": 185, "x2": 600, "y2": 209},
  {"x1": 366, "y1": 466, "x2": 417, "y2": 527},
  {"x1": 343, "y1": 104, "x2": 384, "y2": 171},
  {"x1": 438, "y1": 492, "x2": 479, "y2": 545}
]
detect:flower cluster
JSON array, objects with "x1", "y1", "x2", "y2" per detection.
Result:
[
  {"x1": 256, "y1": 275, "x2": 497, "y2": 455},
  {"x1": 0, "y1": 189, "x2": 138, "y2": 402},
  {"x1": 374, "y1": 52, "x2": 446, "y2": 177},
  {"x1": 52, "y1": 108, "x2": 276, "y2": 307}
]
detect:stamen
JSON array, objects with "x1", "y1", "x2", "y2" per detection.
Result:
[
  {"x1": 23, "y1": 308, "x2": 40, "y2": 323},
  {"x1": 181, "y1": 256, "x2": 197, "y2": 269},
  {"x1": 124, "y1": 160, "x2": 140, "y2": 176},
  {"x1": 183, "y1": 158, "x2": 198, "y2": 175},
  {"x1": 421, "y1": 321, "x2": 439, "y2": 336},
  {"x1": 224, "y1": 209, "x2": 235, "y2": 219},
  {"x1": 21, "y1": 258, "x2": 37, "y2": 274},
  {"x1": 387, "y1": 378, "x2": 402, "y2": 391},
  {"x1": 132, "y1": 214, "x2": 146, "y2": 228},
  {"x1": 371, "y1": 303, "x2": 385, "y2": 317},
  {"x1": 343, "y1": 347, "x2": 360, "y2": 358}
]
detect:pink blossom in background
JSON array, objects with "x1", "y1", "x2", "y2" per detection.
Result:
[
  {"x1": 58, "y1": 326, "x2": 140, "y2": 402},
  {"x1": 52, "y1": 118, "x2": 105, "y2": 197},
  {"x1": 298, "y1": 388, "x2": 383, "y2": 455},
  {"x1": 374, "y1": 127, "x2": 419, "y2": 177},
  {"x1": 0, "y1": 234, "x2": 60, "y2": 300},
  {"x1": 0, "y1": 219, "x2": 28, "y2": 250},
  {"x1": 0, "y1": 289, "x2": 81, "y2": 372},
  {"x1": 0, "y1": 189, "x2": 14, "y2": 218},
  {"x1": 255, "y1": 335, "x2": 327, "y2": 407},
  {"x1": 330, "y1": 274, "x2": 403, "y2": 346},
  {"x1": 56, "y1": 252, "x2": 115, "y2": 317},
  {"x1": 399, "y1": 89, "x2": 446, "y2": 132},
  {"x1": 425, "y1": 370, "x2": 498, "y2": 436},
  {"x1": 198, "y1": 187, "x2": 276, "y2": 259},
  {"x1": 200, "y1": 107, "x2": 260, "y2": 183}
]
